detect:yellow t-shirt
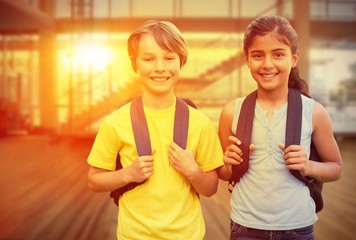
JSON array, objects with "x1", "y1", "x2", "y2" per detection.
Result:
[{"x1": 87, "y1": 98, "x2": 223, "y2": 240}]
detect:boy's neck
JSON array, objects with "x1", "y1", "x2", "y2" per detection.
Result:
[{"x1": 142, "y1": 93, "x2": 175, "y2": 110}]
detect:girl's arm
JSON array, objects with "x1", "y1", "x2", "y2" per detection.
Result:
[
  {"x1": 283, "y1": 102, "x2": 343, "y2": 182},
  {"x1": 307, "y1": 102, "x2": 343, "y2": 182},
  {"x1": 217, "y1": 101, "x2": 244, "y2": 181}
]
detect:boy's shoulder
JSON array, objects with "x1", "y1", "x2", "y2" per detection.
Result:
[{"x1": 105, "y1": 101, "x2": 132, "y2": 123}]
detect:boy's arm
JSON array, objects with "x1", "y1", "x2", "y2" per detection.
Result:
[
  {"x1": 168, "y1": 142, "x2": 219, "y2": 197},
  {"x1": 88, "y1": 155, "x2": 154, "y2": 192}
]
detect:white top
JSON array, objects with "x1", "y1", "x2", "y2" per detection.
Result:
[{"x1": 230, "y1": 94, "x2": 318, "y2": 230}]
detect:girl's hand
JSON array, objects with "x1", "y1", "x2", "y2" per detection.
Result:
[
  {"x1": 224, "y1": 135, "x2": 255, "y2": 169},
  {"x1": 279, "y1": 144, "x2": 310, "y2": 176},
  {"x1": 168, "y1": 142, "x2": 200, "y2": 178},
  {"x1": 224, "y1": 135, "x2": 243, "y2": 169}
]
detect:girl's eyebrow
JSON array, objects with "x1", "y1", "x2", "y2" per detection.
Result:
[
  {"x1": 250, "y1": 48, "x2": 288, "y2": 54},
  {"x1": 249, "y1": 50, "x2": 263, "y2": 53},
  {"x1": 271, "y1": 48, "x2": 288, "y2": 52}
]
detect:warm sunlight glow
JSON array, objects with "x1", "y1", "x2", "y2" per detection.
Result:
[{"x1": 63, "y1": 44, "x2": 111, "y2": 72}]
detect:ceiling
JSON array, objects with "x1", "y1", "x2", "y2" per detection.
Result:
[{"x1": 0, "y1": 0, "x2": 53, "y2": 34}]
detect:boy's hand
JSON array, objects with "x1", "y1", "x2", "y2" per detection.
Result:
[
  {"x1": 279, "y1": 144, "x2": 310, "y2": 176},
  {"x1": 128, "y1": 150, "x2": 155, "y2": 183},
  {"x1": 168, "y1": 142, "x2": 199, "y2": 178}
]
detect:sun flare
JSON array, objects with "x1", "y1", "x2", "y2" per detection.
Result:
[{"x1": 63, "y1": 44, "x2": 111, "y2": 72}]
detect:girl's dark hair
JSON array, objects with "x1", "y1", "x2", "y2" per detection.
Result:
[{"x1": 243, "y1": 15, "x2": 308, "y2": 93}]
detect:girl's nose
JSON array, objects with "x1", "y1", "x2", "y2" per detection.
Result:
[{"x1": 262, "y1": 56, "x2": 274, "y2": 68}]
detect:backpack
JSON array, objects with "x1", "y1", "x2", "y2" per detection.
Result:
[
  {"x1": 110, "y1": 96, "x2": 191, "y2": 205},
  {"x1": 229, "y1": 88, "x2": 324, "y2": 213}
]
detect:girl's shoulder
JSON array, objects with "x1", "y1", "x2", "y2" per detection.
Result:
[{"x1": 223, "y1": 97, "x2": 245, "y2": 114}]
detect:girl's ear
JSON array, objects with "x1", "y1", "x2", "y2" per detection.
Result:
[
  {"x1": 292, "y1": 50, "x2": 299, "y2": 68},
  {"x1": 244, "y1": 54, "x2": 250, "y2": 68}
]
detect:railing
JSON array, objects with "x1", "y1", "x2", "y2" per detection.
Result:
[{"x1": 51, "y1": 0, "x2": 356, "y2": 21}]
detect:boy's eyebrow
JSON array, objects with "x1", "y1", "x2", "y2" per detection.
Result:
[{"x1": 140, "y1": 51, "x2": 177, "y2": 56}]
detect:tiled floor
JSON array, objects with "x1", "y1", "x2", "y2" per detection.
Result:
[{"x1": 0, "y1": 136, "x2": 354, "y2": 240}]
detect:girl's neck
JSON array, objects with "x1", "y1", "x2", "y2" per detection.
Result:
[
  {"x1": 142, "y1": 92, "x2": 175, "y2": 110},
  {"x1": 257, "y1": 87, "x2": 288, "y2": 112}
]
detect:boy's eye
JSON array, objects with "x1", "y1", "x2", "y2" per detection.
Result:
[
  {"x1": 166, "y1": 56, "x2": 177, "y2": 61},
  {"x1": 143, "y1": 57, "x2": 153, "y2": 62}
]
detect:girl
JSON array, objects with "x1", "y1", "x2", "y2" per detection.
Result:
[
  {"x1": 87, "y1": 20, "x2": 223, "y2": 240},
  {"x1": 218, "y1": 16, "x2": 343, "y2": 240}
]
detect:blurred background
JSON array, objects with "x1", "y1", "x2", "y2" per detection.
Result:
[{"x1": 0, "y1": 0, "x2": 355, "y2": 240}]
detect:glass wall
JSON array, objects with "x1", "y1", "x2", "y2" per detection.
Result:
[{"x1": 2, "y1": 0, "x2": 355, "y2": 134}]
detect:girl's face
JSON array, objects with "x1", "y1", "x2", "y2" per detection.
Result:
[
  {"x1": 246, "y1": 33, "x2": 299, "y2": 91},
  {"x1": 135, "y1": 34, "x2": 181, "y2": 96}
]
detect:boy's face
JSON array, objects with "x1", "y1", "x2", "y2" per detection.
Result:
[
  {"x1": 135, "y1": 34, "x2": 181, "y2": 96},
  {"x1": 246, "y1": 33, "x2": 299, "y2": 91}
]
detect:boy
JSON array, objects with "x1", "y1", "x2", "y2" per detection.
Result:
[{"x1": 87, "y1": 20, "x2": 223, "y2": 240}]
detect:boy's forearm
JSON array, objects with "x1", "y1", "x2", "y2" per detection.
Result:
[
  {"x1": 217, "y1": 165, "x2": 232, "y2": 181},
  {"x1": 187, "y1": 169, "x2": 219, "y2": 197},
  {"x1": 88, "y1": 167, "x2": 130, "y2": 192}
]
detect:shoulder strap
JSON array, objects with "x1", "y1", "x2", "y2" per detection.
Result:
[
  {"x1": 132, "y1": 96, "x2": 190, "y2": 153},
  {"x1": 229, "y1": 89, "x2": 309, "y2": 185},
  {"x1": 130, "y1": 96, "x2": 152, "y2": 156},
  {"x1": 111, "y1": 97, "x2": 190, "y2": 205},
  {"x1": 285, "y1": 88, "x2": 306, "y2": 182},
  {"x1": 229, "y1": 90, "x2": 257, "y2": 187},
  {"x1": 286, "y1": 89, "x2": 322, "y2": 183},
  {"x1": 286, "y1": 89, "x2": 324, "y2": 212},
  {"x1": 174, "y1": 98, "x2": 190, "y2": 149}
]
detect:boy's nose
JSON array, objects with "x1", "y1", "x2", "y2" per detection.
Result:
[{"x1": 154, "y1": 59, "x2": 166, "y2": 71}]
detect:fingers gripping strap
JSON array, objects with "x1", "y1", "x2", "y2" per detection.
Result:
[{"x1": 174, "y1": 98, "x2": 189, "y2": 149}]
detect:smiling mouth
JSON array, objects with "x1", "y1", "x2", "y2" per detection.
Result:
[
  {"x1": 151, "y1": 77, "x2": 170, "y2": 82},
  {"x1": 260, "y1": 73, "x2": 278, "y2": 78}
]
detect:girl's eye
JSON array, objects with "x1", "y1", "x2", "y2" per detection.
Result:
[
  {"x1": 143, "y1": 58, "x2": 153, "y2": 62},
  {"x1": 274, "y1": 52, "x2": 285, "y2": 58},
  {"x1": 251, "y1": 53, "x2": 263, "y2": 59}
]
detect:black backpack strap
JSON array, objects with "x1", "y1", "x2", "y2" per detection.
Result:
[
  {"x1": 111, "y1": 97, "x2": 190, "y2": 205},
  {"x1": 229, "y1": 90, "x2": 257, "y2": 188},
  {"x1": 174, "y1": 98, "x2": 189, "y2": 149},
  {"x1": 285, "y1": 88, "x2": 305, "y2": 181},
  {"x1": 285, "y1": 89, "x2": 323, "y2": 212}
]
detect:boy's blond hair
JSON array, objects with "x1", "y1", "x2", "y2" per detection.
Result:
[{"x1": 127, "y1": 20, "x2": 188, "y2": 72}]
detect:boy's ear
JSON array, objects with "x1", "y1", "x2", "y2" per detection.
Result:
[{"x1": 130, "y1": 56, "x2": 137, "y2": 73}]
